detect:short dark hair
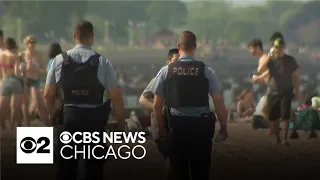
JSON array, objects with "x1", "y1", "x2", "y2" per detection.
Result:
[
  {"x1": 5, "y1": 37, "x2": 17, "y2": 50},
  {"x1": 248, "y1": 38, "x2": 263, "y2": 50},
  {"x1": 0, "y1": 30, "x2": 3, "y2": 38},
  {"x1": 270, "y1": 32, "x2": 284, "y2": 42},
  {"x1": 178, "y1": 31, "x2": 197, "y2": 51},
  {"x1": 167, "y1": 48, "x2": 179, "y2": 60},
  {"x1": 48, "y1": 42, "x2": 62, "y2": 59},
  {"x1": 74, "y1": 20, "x2": 94, "y2": 41}
]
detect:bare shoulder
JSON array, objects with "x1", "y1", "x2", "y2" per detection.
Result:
[{"x1": 258, "y1": 54, "x2": 269, "y2": 64}]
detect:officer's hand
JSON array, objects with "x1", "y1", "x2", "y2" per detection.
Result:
[
  {"x1": 221, "y1": 128, "x2": 228, "y2": 138},
  {"x1": 215, "y1": 127, "x2": 228, "y2": 143}
]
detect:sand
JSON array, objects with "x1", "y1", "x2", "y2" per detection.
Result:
[{"x1": 1, "y1": 122, "x2": 320, "y2": 180}]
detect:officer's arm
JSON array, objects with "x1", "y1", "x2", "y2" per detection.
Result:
[
  {"x1": 205, "y1": 66, "x2": 228, "y2": 128},
  {"x1": 152, "y1": 68, "x2": 166, "y2": 132},
  {"x1": 44, "y1": 58, "x2": 57, "y2": 118},
  {"x1": 139, "y1": 78, "x2": 156, "y2": 111},
  {"x1": 101, "y1": 58, "x2": 125, "y2": 130}
]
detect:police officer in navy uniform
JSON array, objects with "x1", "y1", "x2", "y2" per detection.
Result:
[
  {"x1": 44, "y1": 20, "x2": 125, "y2": 180},
  {"x1": 152, "y1": 31, "x2": 228, "y2": 180}
]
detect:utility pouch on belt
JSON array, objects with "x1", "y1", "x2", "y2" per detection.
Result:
[
  {"x1": 197, "y1": 112, "x2": 216, "y2": 138},
  {"x1": 162, "y1": 106, "x2": 170, "y2": 131}
]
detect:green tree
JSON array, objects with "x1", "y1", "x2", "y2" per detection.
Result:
[
  {"x1": 66, "y1": 11, "x2": 80, "y2": 37},
  {"x1": 146, "y1": 0, "x2": 187, "y2": 28},
  {"x1": 84, "y1": 14, "x2": 105, "y2": 41},
  {"x1": 185, "y1": 1, "x2": 230, "y2": 41}
]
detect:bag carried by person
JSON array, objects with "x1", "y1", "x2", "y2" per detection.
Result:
[
  {"x1": 252, "y1": 96, "x2": 269, "y2": 129},
  {"x1": 293, "y1": 108, "x2": 320, "y2": 130},
  {"x1": 252, "y1": 115, "x2": 268, "y2": 129}
]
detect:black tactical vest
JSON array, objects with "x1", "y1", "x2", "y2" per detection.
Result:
[
  {"x1": 164, "y1": 60, "x2": 209, "y2": 108},
  {"x1": 57, "y1": 52, "x2": 104, "y2": 105}
]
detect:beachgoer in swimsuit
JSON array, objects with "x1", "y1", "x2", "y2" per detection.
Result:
[
  {"x1": 0, "y1": 38, "x2": 24, "y2": 129},
  {"x1": 20, "y1": 35, "x2": 49, "y2": 126},
  {"x1": 236, "y1": 89, "x2": 256, "y2": 119}
]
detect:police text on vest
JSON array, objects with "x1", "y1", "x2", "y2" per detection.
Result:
[
  {"x1": 72, "y1": 89, "x2": 89, "y2": 96},
  {"x1": 173, "y1": 67, "x2": 199, "y2": 76}
]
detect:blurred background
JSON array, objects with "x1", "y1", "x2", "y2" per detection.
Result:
[{"x1": 1, "y1": 0, "x2": 320, "y2": 118}]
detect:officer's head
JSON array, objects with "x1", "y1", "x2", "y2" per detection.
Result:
[
  {"x1": 167, "y1": 48, "x2": 179, "y2": 64},
  {"x1": 247, "y1": 38, "x2": 263, "y2": 56},
  {"x1": 177, "y1": 31, "x2": 197, "y2": 55},
  {"x1": 73, "y1": 20, "x2": 94, "y2": 46},
  {"x1": 273, "y1": 38, "x2": 286, "y2": 57},
  {"x1": 23, "y1": 35, "x2": 37, "y2": 50},
  {"x1": 5, "y1": 37, "x2": 18, "y2": 52},
  {"x1": 0, "y1": 29, "x2": 3, "y2": 43}
]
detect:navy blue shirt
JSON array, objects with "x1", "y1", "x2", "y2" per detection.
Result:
[
  {"x1": 151, "y1": 55, "x2": 222, "y2": 117},
  {"x1": 46, "y1": 45, "x2": 119, "y2": 108}
]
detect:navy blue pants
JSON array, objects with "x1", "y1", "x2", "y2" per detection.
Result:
[
  {"x1": 55, "y1": 103, "x2": 110, "y2": 180},
  {"x1": 168, "y1": 115, "x2": 215, "y2": 180}
]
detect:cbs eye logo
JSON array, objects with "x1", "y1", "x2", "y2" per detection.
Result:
[
  {"x1": 59, "y1": 131, "x2": 72, "y2": 144},
  {"x1": 20, "y1": 137, "x2": 50, "y2": 154}
]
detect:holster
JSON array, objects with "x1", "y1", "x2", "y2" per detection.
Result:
[{"x1": 162, "y1": 106, "x2": 170, "y2": 131}]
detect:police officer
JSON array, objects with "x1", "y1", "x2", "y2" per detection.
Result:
[
  {"x1": 152, "y1": 31, "x2": 228, "y2": 180},
  {"x1": 44, "y1": 20, "x2": 125, "y2": 180}
]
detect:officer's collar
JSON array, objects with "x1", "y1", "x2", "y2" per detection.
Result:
[
  {"x1": 74, "y1": 44, "x2": 92, "y2": 50},
  {"x1": 178, "y1": 55, "x2": 195, "y2": 61}
]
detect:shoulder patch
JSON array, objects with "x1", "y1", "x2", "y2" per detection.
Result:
[
  {"x1": 156, "y1": 69, "x2": 162, "y2": 77},
  {"x1": 207, "y1": 66, "x2": 215, "y2": 74}
]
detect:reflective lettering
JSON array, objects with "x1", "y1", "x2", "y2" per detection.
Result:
[
  {"x1": 173, "y1": 67, "x2": 199, "y2": 76},
  {"x1": 72, "y1": 90, "x2": 89, "y2": 96}
]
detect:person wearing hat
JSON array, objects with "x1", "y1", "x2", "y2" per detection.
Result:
[
  {"x1": 257, "y1": 38, "x2": 300, "y2": 145},
  {"x1": 269, "y1": 32, "x2": 289, "y2": 54}
]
